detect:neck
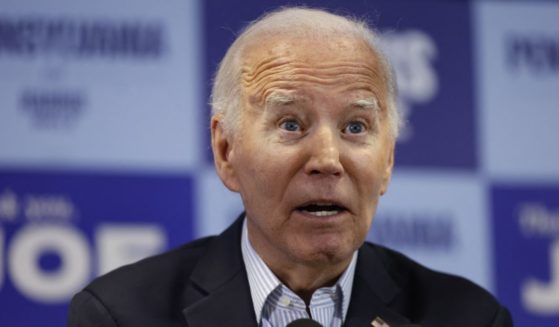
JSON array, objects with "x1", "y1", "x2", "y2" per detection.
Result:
[{"x1": 247, "y1": 223, "x2": 353, "y2": 305}]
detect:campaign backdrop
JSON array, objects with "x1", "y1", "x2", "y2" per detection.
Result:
[{"x1": 1, "y1": 0, "x2": 558, "y2": 326}]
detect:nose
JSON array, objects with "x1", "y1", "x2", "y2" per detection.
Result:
[{"x1": 304, "y1": 126, "x2": 344, "y2": 176}]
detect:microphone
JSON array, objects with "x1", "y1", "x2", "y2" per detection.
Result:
[{"x1": 286, "y1": 318, "x2": 324, "y2": 327}]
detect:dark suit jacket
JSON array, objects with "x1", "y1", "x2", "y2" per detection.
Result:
[{"x1": 67, "y1": 217, "x2": 513, "y2": 327}]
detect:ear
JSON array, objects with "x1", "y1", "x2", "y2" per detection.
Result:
[
  {"x1": 211, "y1": 115, "x2": 240, "y2": 192},
  {"x1": 380, "y1": 144, "x2": 395, "y2": 196}
]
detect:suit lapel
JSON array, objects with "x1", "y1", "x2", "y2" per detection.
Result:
[
  {"x1": 182, "y1": 217, "x2": 258, "y2": 327},
  {"x1": 180, "y1": 217, "x2": 412, "y2": 327},
  {"x1": 345, "y1": 245, "x2": 412, "y2": 327}
]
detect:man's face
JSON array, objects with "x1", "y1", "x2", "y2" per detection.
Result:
[{"x1": 213, "y1": 34, "x2": 395, "y2": 268}]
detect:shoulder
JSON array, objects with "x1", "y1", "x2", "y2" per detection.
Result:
[
  {"x1": 68, "y1": 236, "x2": 215, "y2": 326},
  {"x1": 360, "y1": 242, "x2": 513, "y2": 326},
  {"x1": 364, "y1": 241, "x2": 486, "y2": 294}
]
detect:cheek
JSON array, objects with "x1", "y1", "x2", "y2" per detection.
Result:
[
  {"x1": 234, "y1": 142, "x2": 290, "y2": 198},
  {"x1": 352, "y1": 152, "x2": 387, "y2": 192}
]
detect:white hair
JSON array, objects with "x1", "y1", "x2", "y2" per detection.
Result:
[{"x1": 210, "y1": 7, "x2": 400, "y2": 138}]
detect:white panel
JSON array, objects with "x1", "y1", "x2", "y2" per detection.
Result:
[
  {"x1": 196, "y1": 167, "x2": 244, "y2": 238},
  {"x1": 475, "y1": 2, "x2": 559, "y2": 179},
  {"x1": 96, "y1": 224, "x2": 166, "y2": 275},
  {"x1": 0, "y1": 0, "x2": 202, "y2": 171},
  {"x1": 370, "y1": 171, "x2": 492, "y2": 291}
]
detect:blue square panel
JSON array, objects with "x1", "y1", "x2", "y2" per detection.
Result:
[
  {"x1": 492, "y1": 184, "x2": 559, "y2": 326},
  {"x1": 0, "y1": 170, "x2": 195, "y2": 326}
]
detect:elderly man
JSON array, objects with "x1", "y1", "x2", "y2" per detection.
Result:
[{"x1": 68, "y1": 7, "x2": 512, "y2": 327}]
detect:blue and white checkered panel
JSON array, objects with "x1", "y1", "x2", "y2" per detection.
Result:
[
  {"x1": 475, "y1": 2, "x2": 559, "y2": 326},
  {"x1": 0, "y1": 0, "x2": 203, "y2": 324},
  {"x1": 0, "y1": 0, "x2": 558, "y2": 326}
]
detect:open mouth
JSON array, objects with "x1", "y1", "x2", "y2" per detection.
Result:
[{"x1": 296, "y1": 203, "x2": 347, "y2": 217}]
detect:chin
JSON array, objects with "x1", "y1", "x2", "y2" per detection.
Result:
[{"x1": 294, "y1": 238, "x2": 356, "y2": 265}]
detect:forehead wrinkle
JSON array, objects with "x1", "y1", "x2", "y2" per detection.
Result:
[
  {"x1": 244, "y1": 59, "x2": 378, "y2": 83},
  {"x1": 249, "y1": 78, "x2": 378, "y2": 108},
  {"x1": 242, "y1": 56, "x2": 292, "y2": 82},
  {"x1": 244, "y1": 64, "x2": 382, "y2": 106}
]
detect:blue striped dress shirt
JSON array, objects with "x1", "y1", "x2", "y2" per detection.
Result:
[{"x1": 241, "y1": 218, "x2": 357, "y2": 327}]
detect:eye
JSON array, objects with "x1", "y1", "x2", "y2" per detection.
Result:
[
  {"x1": 344, "y1": 121, "x2": 366, "y2": 134},
  {"x1": 279, "y1": 119, "x2": 301, "y2": 132}
]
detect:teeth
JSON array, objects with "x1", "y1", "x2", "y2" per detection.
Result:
[{"x1": 306, "y1": 210, "x2": 339, "y2": 217}]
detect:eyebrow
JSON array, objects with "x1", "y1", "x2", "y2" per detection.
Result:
[
  {"x1": 265, "y1": 93, "x2": 379, "y2": 112},
  {"x1": 351, "y1": 98, "x2": 379, "y2": 111},
  {"x1": 265, "y1": 92, "x2": 297, "y2": 106}
]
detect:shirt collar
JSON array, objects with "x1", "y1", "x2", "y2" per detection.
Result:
[{"x1": 240, "y1": 217, "x2": 358, "y2": 323}]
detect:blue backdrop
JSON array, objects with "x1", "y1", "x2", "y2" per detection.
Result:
[{"x1": 1, "y1": 0, "x2": 558, "y2": 325}]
